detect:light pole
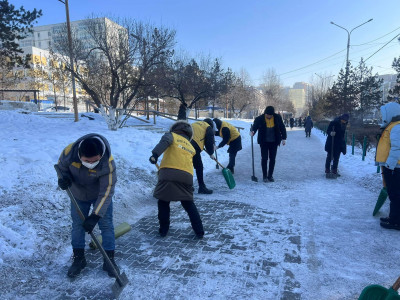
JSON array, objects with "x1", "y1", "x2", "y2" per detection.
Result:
[
  {"x1": 58, "y1": 0, "x2": 79, "y2": 122},
  {"x1": 330, "y1": 19, "x2": 372, "y2": 112}
]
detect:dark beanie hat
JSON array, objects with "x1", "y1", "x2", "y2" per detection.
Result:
[
  {"x1": 79, "y1": 138, "x2": 103, "y2": 157},
  {"x1": 265, "y1": 106, "x2": 275, "y2": 115},
  {"x1": 203, "y1": 118, "x2": 213, "y2": 127},
  {"x1": 341, "y1": 113, "x2": 349, "y2": 121}
]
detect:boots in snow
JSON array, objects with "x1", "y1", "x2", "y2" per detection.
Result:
[
  {"x1": 67, "y1": 248, "x2": 87, "y2": 278},
  {"x1": 198, "y1": 184, "x2": 213, "y2": 194},
  {"x1": 103, "y1": 250, "x2": 120, "y2": 278}
]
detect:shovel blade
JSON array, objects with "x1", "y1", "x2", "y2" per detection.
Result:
[
  {"x1": 358, "y1": 285, "x2": 400, "y2": 300},
  {"x1": 112, "y1": 272, "x2": 129, "y2": 299},
  {"x1": 373, "y1": 187, "x2": 388, "y2": 216},
  {"x1": 251, "y1": 176, "x2": 258, "y2": 182},
  {"x1": 222, "y1": 168, "x2": 236, "y2": 189},
  {"x1": 89, "y1": 222, "x2": 131, "y2": 249}
]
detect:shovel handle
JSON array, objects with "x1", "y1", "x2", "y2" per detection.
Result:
[
  {"x1": 393, "y1": 276, "x2": 400, "y2": 291},
  {"x1": 381, "y1": 170, "x2": 386, "y2": 188},
  {"x1": 212, "y1": 157, "x2": 225, "y2": 169}
]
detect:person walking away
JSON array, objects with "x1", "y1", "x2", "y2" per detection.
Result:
[
  {"x1": 191, "y1": 118, "x2": 215, "y2": 194},
  {"x1": 324, "y1": 114, "x2": 349, "y2": 175},
  {"x1": 56, "y1": 134, "x2": 119, "y2": 278},
  {"x1": 289, "y1": 117, "x2": 294, "y2": 130},
  {"x1": 298, "y1": 117, "x2": 302, "y2": 128},
  {"x1": 304, "y1": 116, "x2": 314, "y2": 137},
  {"x1": 213, "y1": 118, "x2": 242, "y2": 174},
  {"x1": 375, "y1": 102, "x2": 400, "y2": 230},
  {"x1": 251, "y1": 106, "x2": 287, "y2": 182},
  {"x1": 149, "y1": 120, "x2": 204, "y2": 238}
]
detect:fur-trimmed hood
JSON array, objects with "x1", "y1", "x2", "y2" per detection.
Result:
[{"x1": 170, "y1": 120, "x2": 193, "y2": 140}]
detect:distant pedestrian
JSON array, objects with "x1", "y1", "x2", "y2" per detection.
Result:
[
  {"x1": 304, "y1": 116, "x2": 313, "y2": 137},
  {"x1": 191, "y1": 118, "x2": 215, "y2": 194},
  {"x1": 324, "y1": 114, "x2": 349, "y2": 175},
  {"x1": 56, "y1": 134, "x2": 120, "y2": 278},
  {"x1": 298, "y1": 117, "x2": 302, "y2": 127},
  {"x1": 289, "y1": 117, "x2": 294, "y2": 129},
  {"x1": 213, "y1": 118, "x2": 242, "y2": 174},
  {"x1": 251, "y1": 106, "x2": 287, "y2": 182},
  {"x1": 149, "y1": 120, "x2": 204, "y2": 238},
  {"x1": 376, "y1": 102, "x2": 400, "y2": 230}
]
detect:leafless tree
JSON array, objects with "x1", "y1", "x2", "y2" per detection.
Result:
[{"x1": 52, "y1": 16, "x2": 175, "y2": 129}]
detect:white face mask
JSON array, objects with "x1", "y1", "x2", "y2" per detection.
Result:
[{"x1": 81, "y1": 160, "x2": 100, "y2": 169}]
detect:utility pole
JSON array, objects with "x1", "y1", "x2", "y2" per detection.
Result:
[
  {"x1": 58, "y1": 0, "x2": 79, "y2": 122},
  {"x1": 330, "y1": 19, "x2": 372, "y2": 113}
]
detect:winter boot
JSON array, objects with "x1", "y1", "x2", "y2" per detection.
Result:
[
  {"x1": 102, "y1": 250, "x2": 120, "y2": 278},
  {"x1": 325, "y1": 168, "x2": 330, "y2": 174},
  {"x1": 67, "y1": 248, "x2": 87, "y2": 278},
  {"x1": 198, "y1": 184, "x2": 213, "y2": 194}
]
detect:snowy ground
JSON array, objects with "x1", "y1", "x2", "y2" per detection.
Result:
[{"x1": 0, "y1": 110, "x2": 398, "y2": 299}]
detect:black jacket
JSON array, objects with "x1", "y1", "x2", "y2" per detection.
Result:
[
  {"x1": 252, "y1": 113, "x2": 287, "y2": 146},
  {"x1": 324, "y1": 117, "x2": 347, "y2": 155}
]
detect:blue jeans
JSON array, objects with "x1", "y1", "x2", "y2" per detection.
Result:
[{"x1": 71, "y1": 199, "x2": 115, "y2": 250}]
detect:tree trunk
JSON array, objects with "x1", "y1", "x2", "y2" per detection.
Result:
[{"x1": 99, "y1": 105, "x2": 125, "y2": 131}]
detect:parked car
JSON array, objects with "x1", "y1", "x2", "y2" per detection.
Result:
[{"x1": 46, "y1": 106, "x2": 70, "y2": 112}]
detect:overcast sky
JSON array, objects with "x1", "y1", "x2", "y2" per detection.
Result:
[{"x1": 13, "y1": 0, "x2": 400, "y2": 87}]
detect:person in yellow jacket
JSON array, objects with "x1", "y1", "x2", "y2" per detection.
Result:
[
  {"x1": 191, "y1": 118, "x2": 215, "y2": 194},
  {"x1": 213, "y1": 118, "x2": 242, "y2": 174},
  {"x1": 149, "y1": 121, "x2": 204, "y2": 238},
  {"x1": 375, "y1": 102, "x2": 400, "y2": 230}
]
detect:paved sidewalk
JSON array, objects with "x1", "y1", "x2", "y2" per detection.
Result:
[{"x1": 58, "y1": 199, "x2": 303, "y2": 299}]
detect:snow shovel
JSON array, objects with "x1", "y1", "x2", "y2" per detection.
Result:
[
  {"x1": 250, "y1": 125, "x2": 258, "y2": 182},
  {"x1": 212, "y1": 158, "x2": 236, "y2": 189},
  {"x1": 89, "y1": 222, "x2": 131, "y2": 249},
  {"x1": 373, "y1": 171, "x2": 388, "y2": 216},
  {"x1": 326, "y1": 129, "x2": 337, "y2": 179},
  {"x1": 54, "y1": 165, "x2": 129, "y2": 299},
  {"x1": 358, "y1": 276, "x2": 400, "y2": 300}
]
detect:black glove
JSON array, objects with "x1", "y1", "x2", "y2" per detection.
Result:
[
  {"x1": 58, "y1": 176, "x2": 72, "y2": 190},
  {"x1": 82, "y1": 214, "x2": 101, "y2": 233},
  {"x1": 149, "y1": 154, "x2": 158, "y2": 164}
]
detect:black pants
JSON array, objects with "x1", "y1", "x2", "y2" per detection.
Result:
[
  {"x1": 226, "y1": 136, "x2": 242, "y2": 172},
  {"x1": 325, "y1": 151, "x2": 341, "y2": 171},
  {"x1": 192, "y1": 143, "x2": 205, "y2": 186},
  {"x1": 158, "y1": 200, "x2": 204, "y2": 235},
  {"x1": 383, "y1": 167, "x2": 400, "y2": 223},
  {"x1": 260, "y1": 142, "x2": 278, "y2": 178},
  {"x1": 305, "y1": 130, "x2": 311, "y2": 137}
]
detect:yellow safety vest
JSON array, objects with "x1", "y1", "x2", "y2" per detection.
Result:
[
  {"x1": 376, "y1": 120, "x2": 400, "y2": 164},
  {"x1": 220, "y1": 121, "x2": 240, "y2": 144},
  {"x1": 191, "y1": 121, "x2": 209, "y2": 150},
  {"x1": 160, "y1": 132, "x2": 196, "y2": 175}
]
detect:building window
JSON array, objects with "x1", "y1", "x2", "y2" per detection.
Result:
[
  {"x1": 37, "y1": 32, "x2": 40, "y2": 38},
  {"x1": 48, "y1": 31, "x2": 51, "y2": 37},
  {"x1": 39, "y1": 41, "x2": 41, "y2": 47}
]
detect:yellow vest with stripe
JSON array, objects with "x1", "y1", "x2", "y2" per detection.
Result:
[
  {"x1": 192, "y1": 121, "x2": 209, "y2": 150},
  {"x1": 220, "y1": 121, "x2": 240, "y2": 144},
  {"x1": 376, "y1": 120, "x2": 400, "y2": 164},
  {"x1": 160, "y1": 132, "x2": 196, "y2": 175}
]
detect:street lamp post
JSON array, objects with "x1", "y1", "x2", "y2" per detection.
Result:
[
  {"x1": 330, "y1": 19, "x2": 372, "y2": 112},
  {"x1": 58, "y1": 0, "x2": 79, "y2": 122}
]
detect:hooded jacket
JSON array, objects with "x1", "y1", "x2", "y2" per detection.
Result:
[
  {"x1": 376, "y1": 102, "x2": 400, "y2": 169},
  {"x1": 152, "y1": 121, "x2": 195, "y2": 202},
  {"x1": 324, "y1": 116, "x2": 348, "y2": 155},
  {"x1": 57, "y1": 133, "x2": 117, "y2": 217},
  {"x1": 304, "y1": 116, "x2": 313, "y2": 132}
]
